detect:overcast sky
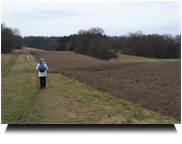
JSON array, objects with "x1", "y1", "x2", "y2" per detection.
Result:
[{"x1": 1, "y1": 0, "x2": 181, "y2": 37}]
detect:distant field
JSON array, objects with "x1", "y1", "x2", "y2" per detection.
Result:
[
  {"x1": 24, "y1": 47, "x2": 45, "y2": 51},
  {"x1": 116, "y1": 53, "x2": 181, "y2": 63},
  {"x1": 29, "y1": 50, "x2": 149, "y2": 72}
]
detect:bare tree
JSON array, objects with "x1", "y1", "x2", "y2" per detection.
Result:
[
  {"x1": 175, "y1": 34, "x2": 181, "y2": 58},
  {"x1": 47, "y1": 41, "x2": 60, "y2": 51},
  {"x1": 88, "y1": 27, "x2": 105, "y2": 35},
  {"x1": 12, "y1": 28, "x2": 22, "y2": 37},
  {"x1": 33, "y1": 37, "x2": 42, "y2": 51}
]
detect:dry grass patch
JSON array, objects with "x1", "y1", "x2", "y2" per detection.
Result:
[
  {"x1": 12, "y1": 54, "x2": 27, "y2": 71},
  {"x1": 24, "y1": 47, "x2": 45, "y2": 51},
  {"x1": 101, "y1": 116, "x2": 132, "y2": 124},
  {"x1": 1, "y1": 53, "x2": 14, "y2": 67},
  {"x1": 116, "y1": 53, "x2": 181, "y2": 63}
]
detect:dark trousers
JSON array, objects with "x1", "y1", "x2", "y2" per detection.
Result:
[{"x1": 39, "y1": 77, "x2": 46, "y2": 89}]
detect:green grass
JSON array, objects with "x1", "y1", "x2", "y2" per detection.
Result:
[
  {"x1": 1, "y1": 48, "x2": 181, "y2": 124},
  {"x1": 1, "y1": 53, "x2": 18, "y2": 76},
  {"x1": 1, "y1": 73, "x2": 40, "y2": 123},
  {"x1": 1, "y1": 49, "x2": 40, "y2": 123},
  {"x1": 23, "y1": 74, "x2": 180, "y2": 124},
  {"x1": 116, "y1": 53, "x2": 181, "y2": 64}
]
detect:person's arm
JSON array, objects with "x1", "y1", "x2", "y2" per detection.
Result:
[
  {"x1": 44, "y1": 64, "x2": 48, "y2": 71},
  {"x1": 36, "y1": 63, "x2": 39, "y2": 70}
]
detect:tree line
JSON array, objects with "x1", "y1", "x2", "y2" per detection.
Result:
[
  {"x1": 1, "y1": 23, "x2": 23, "y2": 53},
  {"x1": 23, "y1": 34, "x2": 77, "y2": 51},
  {"x1": 74, "y1": 27, "x2": 117, "y2": 60},
  {"x1": 23, "y1": 27, "x2": 118, "y2": 60},
  {"x1": 23, "y1": 36, "x2": 60, "y2": 51},
  {"x1": 56, "y1": 34, "x2": 77, "y2": 51},
  {"x1": 108, "y1": 31, "x2": 181, "y2": 58},
  {"x1": 2, "y1": 23, "x2": 181, "y2": 59}
]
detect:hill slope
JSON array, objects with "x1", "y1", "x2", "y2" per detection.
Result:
[{"x1": 1, "y1": 48, "x2": 180, "y2": 124}]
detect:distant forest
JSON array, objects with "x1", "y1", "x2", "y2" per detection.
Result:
[
  {"x1": 1, "y1": 23, "x2": 23, "y2": 53},
  {"x1": 1, "y1": 23, "x2": 181, "y2": 60},
  {"x1": 23, "y1": 34, "x2": 76, "y2": 51}
]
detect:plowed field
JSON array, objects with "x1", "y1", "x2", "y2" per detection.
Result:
[
  {"x1": 29, "y1": 51, "x2": 149, "y2": 72},
  {"x1": 30, "y1": 50, "x2": 181, "y2": 121}
]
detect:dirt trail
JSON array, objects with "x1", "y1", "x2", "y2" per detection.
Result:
[
  {"x1": 37, "y1": 88, "x2": 53, "y2": 124},
  {"x1": 12, "y1": 106, "x2": 31, "y2": 124},
  {"x1": 1, "y1": 54, "x2": 18, "y2": 72}
]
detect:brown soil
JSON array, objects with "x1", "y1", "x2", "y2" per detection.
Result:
[
  {"x1": 63, "y1": 61, "x2": 181, "y2": 121},
  {"x1": 29, "y1": 51, "x2": 149, "y2": 72},
  {"x1": 30, "y1": 50, "x2": 181, "y2": 121}
]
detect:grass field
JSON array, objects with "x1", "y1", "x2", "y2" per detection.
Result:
[
  {"x1": 1, "y1": 48, "x2": 180, "y2": 124},
  {"x1": 25, "y1": 47, "x2": 45, "y2": 51},
  {"x1": 116, "y1": 53, "x2": 181, "y2": 63}
]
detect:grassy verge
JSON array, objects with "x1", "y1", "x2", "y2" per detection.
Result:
[
  {"x1": 1, "y1": 48, "x2": 180, "y2": 124},
  {"x1": 1, "y1": 53, "x2": 15, "y2": 68},
  {"x1": 23, "y1": 73, "x2": 180, "y2": 124},
  {"x1": 116, "y1": 53, "x2": 181, "y2": 64},
  {"x1": 1, "y1": 52, "x2": 19, "y2": 76},
  {"x1": 1, "y1": 48, "x2": 39, "y2": 123},
  {"x1": 1, "y1": 73, "x2": 40, "y2": 123}
]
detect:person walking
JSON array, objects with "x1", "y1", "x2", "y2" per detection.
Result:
[{"x1": 36, "y1": 58, "x2": 49, "y2": 89}]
